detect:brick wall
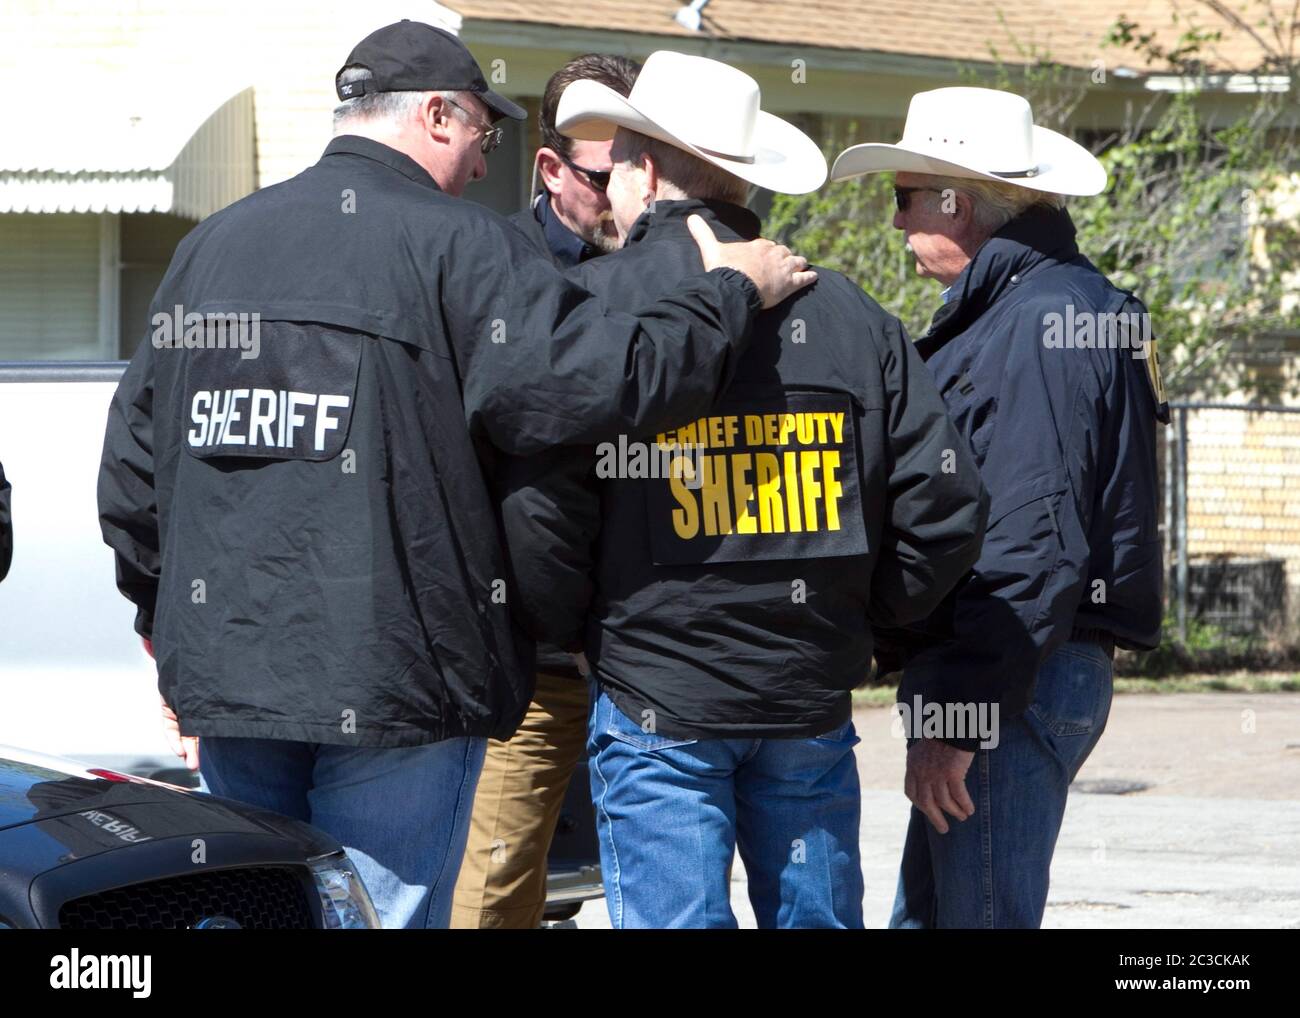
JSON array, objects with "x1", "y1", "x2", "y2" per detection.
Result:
[{"x1": 1184, "y1": 406, "x2": 1300, "y2": 625}]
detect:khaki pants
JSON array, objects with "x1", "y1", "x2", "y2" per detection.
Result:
[{"x1": 450, "y1": 672, "x2": 589, "y2": 928}]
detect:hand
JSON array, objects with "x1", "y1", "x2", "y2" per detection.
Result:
[
  {"x1": 904, "y1": 739, "x2": 975, "y2": 834},
  {"x1": 572, "y1": 651, "x2": 591, "y2": 678},
  {"x1": 687, "y1": 214, "x2": 816, "y2": 309},
  {"x1": 161, "y1": 696, "x2": 200, "y2": 771}
]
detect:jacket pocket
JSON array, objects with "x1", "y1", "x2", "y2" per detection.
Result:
[
  {"x1": 942, "y1": 373, "x2": 997, "y2": 466},
  {"x1": 983, "y1": 468, "x2": 1072, "y2": 635},
  {"x1": 987, "y1": 468, "x2": 1069, "y2": 529}
]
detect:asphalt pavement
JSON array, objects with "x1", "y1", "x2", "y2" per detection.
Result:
[{"x1": 574, "y1": 691, "x2": 1300, "y2": 928}]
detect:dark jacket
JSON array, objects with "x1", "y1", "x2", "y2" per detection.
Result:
[
  {"x1": 504, "y1": 190, "x2": 605, "y2": 680},
  {"x1": 499, "y1": 199, "x2": 989, "y2": 739},
  {"x1": 0, "y1": 460, "x2": 11, "y2": 583},
  {"x1": 97, "y1": 136, "x2": 762, "y2": 748},
  {"x1": 880, "y1": 205, "x2": 1168, "y2": 726},
  {"x1": 507, "y1": 191, "x2": 600, "y2": 269}
]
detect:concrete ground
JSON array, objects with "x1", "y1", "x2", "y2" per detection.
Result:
[{"x1": 574, "y1": 691, "x2": 1300, "y2": 928}]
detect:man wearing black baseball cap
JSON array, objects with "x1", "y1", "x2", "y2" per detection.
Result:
[
  {"x1": 336, "y1": 20, "x2": 527, "y2": 122},
  {"x1": 99, "y1": 19, "x2": 813, "y2": 929}
]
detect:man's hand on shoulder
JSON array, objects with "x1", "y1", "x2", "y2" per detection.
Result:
[{"x1": 688, "y1": 214, "x2": 816, "y2": 309}]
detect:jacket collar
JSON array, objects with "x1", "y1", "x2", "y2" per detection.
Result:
[
  {"x1": 533, "y1": 190, "x2": 598, "y2": 268},
  {"x1": 624, "y1": 198, "x2": 761, "y2": 247},
  {"x1": 917, "y1": 204, "x2": 1079, "y2": 359},
  {"x1": 323, "y1": 135, "x2": 443, "y2": 193}
]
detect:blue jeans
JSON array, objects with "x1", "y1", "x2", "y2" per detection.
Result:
[
  {"x1": 587, "y1": 688, "x2": 863, "y2": 928},
  {"x1": 199, "y1": 735, "x2": 486, "y2": 929},
  {"x1": 889, "y1": 639, "x2": 1114, "y2": 929}
]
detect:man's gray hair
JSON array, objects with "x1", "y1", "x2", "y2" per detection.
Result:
[
  {"x1": 924, "y1": 174, "x2": 1067, "y2": 235},
  {"x1": 618, "y1": 131, "x2": 750, "y2": 206},
  {"x1": 332, "y1": 65, "x2": 468, "y2": 130}
]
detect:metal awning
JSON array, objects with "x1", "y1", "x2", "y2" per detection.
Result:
[{"x1": 0, "y1": 85, "x2": 256, "y2": 220}]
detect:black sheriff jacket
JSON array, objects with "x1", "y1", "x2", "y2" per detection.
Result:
[
  {"x1": 498, "y1": 199, "x2": 990, "y2": 739},
  {"x1": 96, "y1": 137, "x2": 763, "y2": 747}
]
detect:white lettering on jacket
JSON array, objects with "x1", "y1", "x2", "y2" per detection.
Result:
[{"x1": 188, "y1": 388, "x2": 350, "y2": 452}]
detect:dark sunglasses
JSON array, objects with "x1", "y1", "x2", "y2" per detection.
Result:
[
  {"x1": 444, "y1": 97, "x2": 504, "y2": 154},
  {"x1": 893, "y1": 185, "x2": 945, "y2": 212},
  {"x1": 559, "y1": 152, "x2": 611, "y2": 193}
]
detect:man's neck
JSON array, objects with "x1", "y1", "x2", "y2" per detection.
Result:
[
  {"x1": 333, "y1": 125, "x2": 443, "y2": 189},
  {"x1": 624, "y1": 196, "x2": 760, "y2": 247}
]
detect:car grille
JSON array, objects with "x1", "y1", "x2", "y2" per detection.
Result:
[{"x1": 58, "y1": 866, "x2": 316, "y2": 930}]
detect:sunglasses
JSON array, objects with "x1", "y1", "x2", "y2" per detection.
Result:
[
  {"x1": 893, "y1": 185, "x2": 945, "y2": 212},
  {"x1": 444, "y1": 97, "x2": 504, "y2": 154},
  {"x1": 559, "y1": 152, "x2": 611, "y2": 193}
]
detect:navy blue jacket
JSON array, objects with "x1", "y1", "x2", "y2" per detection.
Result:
[
  {"x1": 508, "y1": 191, "x2": 601, "y2": 270},
  {"x1": 879, "y1": 205, "x2": 1168, "y2": 723}
]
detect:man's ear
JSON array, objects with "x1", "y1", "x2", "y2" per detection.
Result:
[
  {"x1": 536, "y1": 147, "x2": 565, "y2": 196},
  {"x1": 949, "y1": 190, "x2": 992, "y2": 249},
  {"x1": 640, "y1": 151, "x2": 659, "y2": 205},
  {"x1": 422, "y1": 93, "x2": 454, "y2": 144}
]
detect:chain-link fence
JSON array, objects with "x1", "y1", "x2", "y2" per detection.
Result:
[{"x1": 1164, "y1": 402, "x2": 1300, "y2": 646}]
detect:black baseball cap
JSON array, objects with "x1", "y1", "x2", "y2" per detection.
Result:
[{"x1": 336, "y1": 20, "x2": 526, "y2": 122}]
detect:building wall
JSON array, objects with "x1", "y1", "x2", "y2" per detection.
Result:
[
  {"x1": 8, "y1": 1, "x2": 1238, "y2": 200},
  {"x1": 4, "y1": 1, "x2": 465, "y2": 192},
  {"x1": 0, "y1": 213, "x2": 106, "y2": 359},
  {"x1": 1184, "y1": 406, "x2": 1300, "y2": 624},
  {"x1": 4, "y1": 2, "x2": 1289, "y2": 364}
]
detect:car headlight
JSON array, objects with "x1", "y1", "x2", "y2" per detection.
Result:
[{"x1": 309, "y1": 853, "x2": 381, "y2": 929}]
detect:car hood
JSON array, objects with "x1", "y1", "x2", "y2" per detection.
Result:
[{"x1": 0, "y1": 749, "x2": 339, "y2": 863}]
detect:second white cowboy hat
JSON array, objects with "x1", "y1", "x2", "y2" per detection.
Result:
[
  {"x1": 830, "y1": 86, "x2": 1107, "y2": 196},
  {"x1": 555, "y1": 50, "x2": 827, "y2": 195}
]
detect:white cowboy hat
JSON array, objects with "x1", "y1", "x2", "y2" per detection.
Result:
[
  {"x1": 830, "y1": 87, "x2": 1107, "y2": 196},
  {"x1": 555, "y1": 50, "x2": 827, "y2": 195}
]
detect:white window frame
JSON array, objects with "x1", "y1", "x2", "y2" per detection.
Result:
[{"x1": 97, "y1": 212, "x2": 120, "y2": 359}]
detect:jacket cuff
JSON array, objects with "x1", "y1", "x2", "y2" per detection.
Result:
[
  {"x1": 709, "y1": 267, "x2": 763, "y2": 314},
  {"x1": 896, "y1": 663, "x2": 1002, "y2": 749}
]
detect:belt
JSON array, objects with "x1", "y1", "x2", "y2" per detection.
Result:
[{"x1": 1070, "y1": 627, "x2": 1116, "y2": 659}]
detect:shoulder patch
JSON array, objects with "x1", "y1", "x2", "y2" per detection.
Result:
[{"x1": 1144, "y1": 336, "x2": 1171, "y2": 424}]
